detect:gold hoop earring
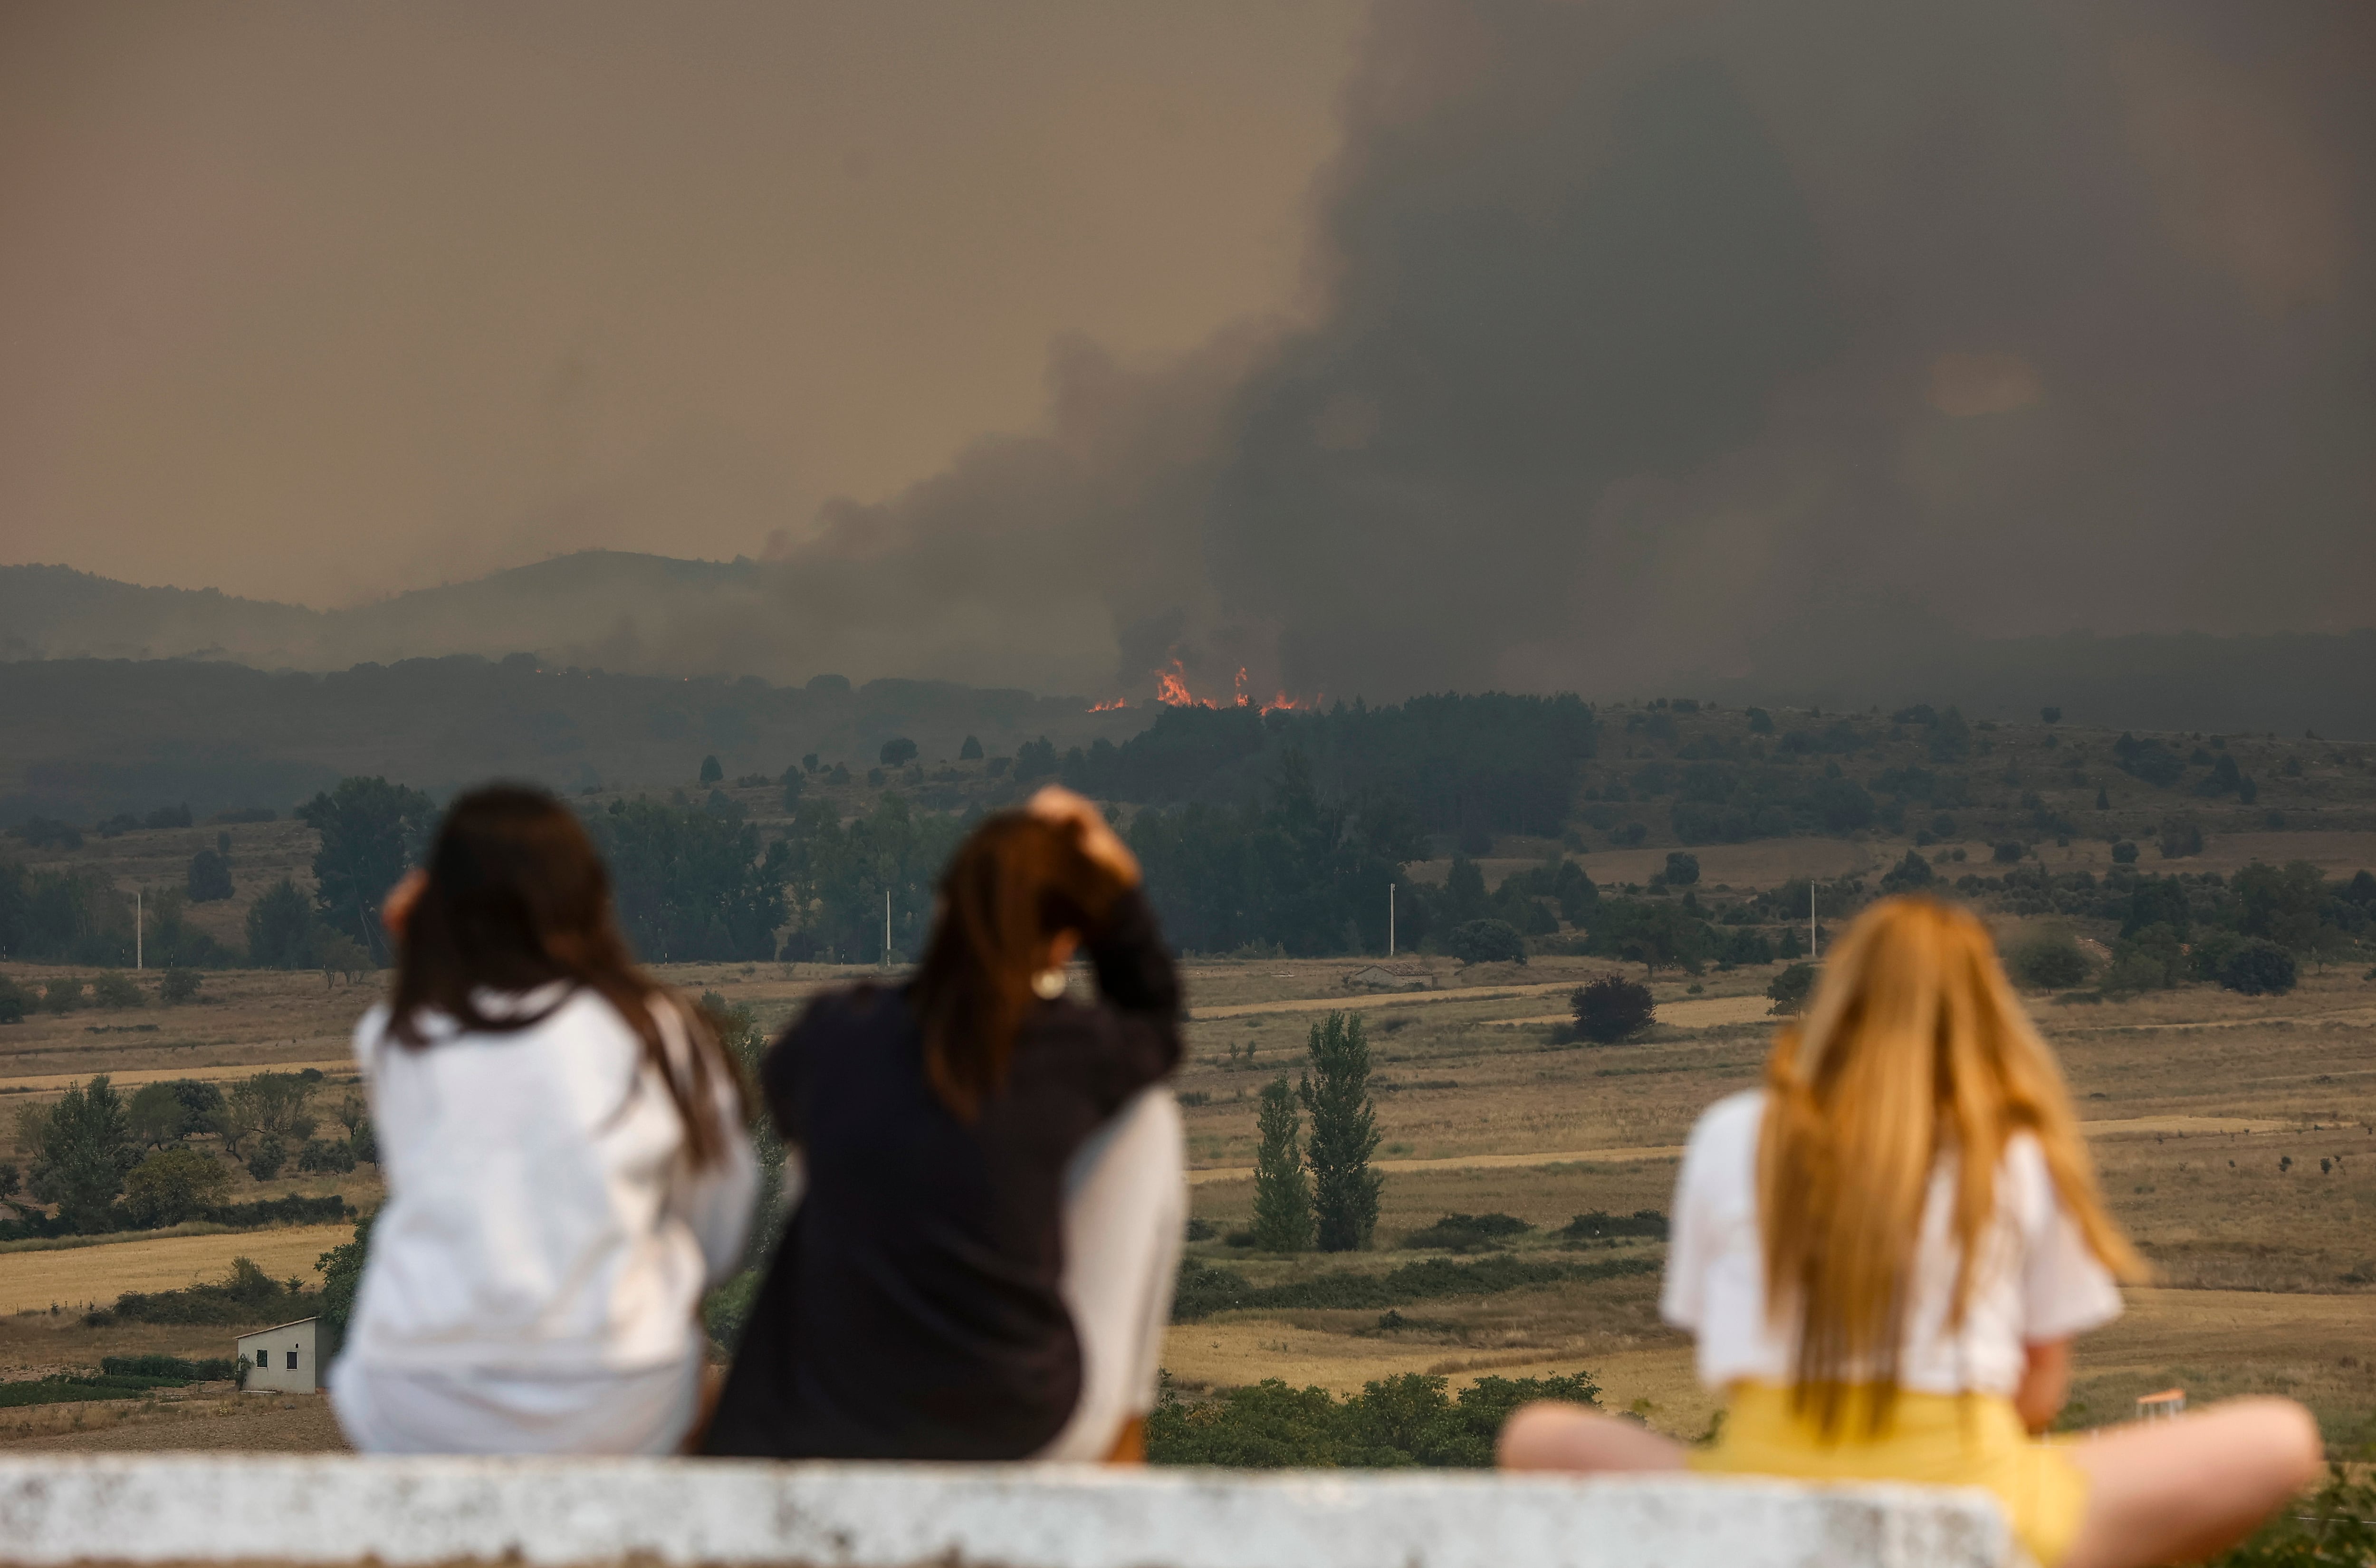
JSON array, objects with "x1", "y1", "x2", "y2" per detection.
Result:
[{"x1": 1031, "y1": 968, "x2": 1067, "y2": 1001}]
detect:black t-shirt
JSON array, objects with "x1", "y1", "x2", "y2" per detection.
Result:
[{"x1": 703, "y1": 889, "x2": 1181, "y2": 1459}]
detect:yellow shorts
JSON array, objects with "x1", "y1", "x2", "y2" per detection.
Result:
[{"x1": 1690, "y1": 1384, "x2": 2091, "y2": 1568}]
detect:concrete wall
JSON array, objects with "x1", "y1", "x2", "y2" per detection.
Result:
[{"x1": 0, "y1": 1454, "x2": 2012, "y2": 1568}]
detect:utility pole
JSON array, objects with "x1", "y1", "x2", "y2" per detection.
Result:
[
  {"x1": 135, "y1": 888, "x2": 143, "y2": 971},
  {"x1": 1388, "y1": 884, "x2": 1396, "y2": 958},
  {"x1": 1809, "y1": 880, "x2": 1818, "y2": 961},
  {"x1": 883, "y1": 889, "x2": 892, "y2": 969}
]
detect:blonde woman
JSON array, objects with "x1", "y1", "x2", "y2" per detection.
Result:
[{"x1": 1500, "y1": 898, "x2": 2320, "y2": 1568}]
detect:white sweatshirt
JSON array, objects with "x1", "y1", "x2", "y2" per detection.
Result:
[{"x1": 342, "y1": 985, "x2": 756, "y2": 1375}]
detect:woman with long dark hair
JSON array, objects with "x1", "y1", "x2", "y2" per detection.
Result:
[
  {"x1": 329, "y1": 785, "x2": 756, "y2": 1455},
  {"x1": 704, "y1": 786, "x2": 1184, "y2": 1461}
]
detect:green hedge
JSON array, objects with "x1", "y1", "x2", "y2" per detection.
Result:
[{"x1": 1174, "y1": 1252, "x2": 1657, "y2": 1322}]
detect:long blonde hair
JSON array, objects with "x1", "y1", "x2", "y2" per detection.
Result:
[{"x1": 1758, "y1": 897, "x2": 2143, "y2": 1434}]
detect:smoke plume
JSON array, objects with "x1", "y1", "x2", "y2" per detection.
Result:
[{"x1": 760, "y1": 0, "x2": 2376, "y2": 703}]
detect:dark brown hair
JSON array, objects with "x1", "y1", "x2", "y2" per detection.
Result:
[
  {"x1": 387, "y1": 784, "x2": 741, "y2": 1167},
  {"x1": 910, "y1": 812, "x2": 1128, "y2": 1121}
]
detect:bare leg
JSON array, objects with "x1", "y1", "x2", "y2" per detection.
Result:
[
  {"x1": 1498, "y1": 1400, "x2": 1689, "y2": 1473},
  {"x1": 2059, "y1": 1398, "x2": 2322, "y2": 1568}
]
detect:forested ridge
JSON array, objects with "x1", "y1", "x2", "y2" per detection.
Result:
[{"x1": 4, "y1": 694, "x2": 2374, "y2": 978}]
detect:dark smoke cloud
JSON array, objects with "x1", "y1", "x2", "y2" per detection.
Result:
[{"x1": 759, "y1": 0, "x2": 2376, "y2": 704}]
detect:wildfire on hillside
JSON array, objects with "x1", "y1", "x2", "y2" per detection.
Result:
[{"x1": 1088, "y1": 659, "x2": 1316, "y2": 715}]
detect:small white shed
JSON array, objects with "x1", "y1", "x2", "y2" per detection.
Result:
[{"x1": 235, "y1": 1318, "x2": 321, "y2": 1394}]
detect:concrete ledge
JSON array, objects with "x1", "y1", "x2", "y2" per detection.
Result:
[{"x1": 0, "y1": 1455, "x2": 2011, "y2": 1568}]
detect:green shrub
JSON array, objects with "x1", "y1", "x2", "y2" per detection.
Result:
[
  {"x1": 121, "y1": 1147, "x2": 232, "y2": 1229},
  {"x1": 1171, "y1": 1252, "x2": 1656, "y2": 1322},
  {"x1": 89, "y1": 972, "x2": 144, "y2": 1009},
  {"x1": 2008, "y1": 928, "x2": 2091, "y2": 990},
  {"x1": 158, "y1": 968, "x2": 202, "y2": 1004},
  {"x1": 1149, "y1": 1368, "x2": 1604, "y2": 1468},
  {"x1": 1571, "y1": 977, "x2": 1653, "y2": 1042},
  {"x1": 110, "y1": 1256, "x2": 309, "y2": 1326},
  {"x1": 1400, "y1": 1213, "x2": 1531, "y2": 1252},
  {"x1": 1447, "y1": 919, "x2": 1526, "y2": 966},
  {"x1": 2218, "y1": 938, "x2": 2298, "y2": 996},
  {"x1": 1555, "y1": 1209, "x2": 1668, "y2": 1242},
  {"x1": 0, "y1": 976, "x2": 29, "y2": 1024},
  {"x1": 2210, "y1": 1468, "x2": 2375, "y2": 1568},
  {"x1": 100, "y1": 1354, "x2": 236, "y2": 1381},
  {"x1": 42, "y1": 978, "x2": 85, "y2": 1013},
  {"x1": 1767, "y1": 962, "x2": 1817, "y2": 1015},
  {"x1": 295, "y1": 1138, "x2": 356, "y2": 1175},
  {"x1": 245, "y1": 1135, "x2": 287, "y2": 1182}
]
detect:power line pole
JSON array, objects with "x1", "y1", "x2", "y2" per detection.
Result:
[
  {"x1": 1810, "y1": 879, "x2": 1818, "y2": 961},
  {"x1": 135, "y1": 888, "x2": 143, "y2": 971},
  {"x1": 1388, "y1": 884, "x2": 1396, "y2": 958},
  {"x1": 883, "y1": 889, "x2": 891, "y2": 970}
]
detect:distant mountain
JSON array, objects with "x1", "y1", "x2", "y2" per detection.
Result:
[
  {"x1": 0, "y1": 655, "x2": 1147, "y2": 827},
  {"x1": 0, "y1": 554, "x2": 782, "y2": 675}
]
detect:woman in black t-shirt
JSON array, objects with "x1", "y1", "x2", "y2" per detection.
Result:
[{"x1": 704, "y1": 787, "x2": 1182, "y2": 1460}]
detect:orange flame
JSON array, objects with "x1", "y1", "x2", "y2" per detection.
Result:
[
  {"x1": 1154, "y1": 661, "x2": 1205, "y2": 707},
  {"x1": 1086, "y1": 697, "x2": 1130, "y2": 712},
  {"x1": 1136, "y1": 657, "x2": 1321, "y2": 714}
]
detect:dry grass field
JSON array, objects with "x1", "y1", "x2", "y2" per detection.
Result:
[
  {"x1": 0, "y1": 1224, "x2": 354, "y2": 1316},
  {"x1": 3, "y1": 824, "x2": 2372, "y2": 1456}
]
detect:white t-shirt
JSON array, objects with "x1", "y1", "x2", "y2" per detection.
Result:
[
  {"x1": 1660, "y1": 1090, "x2": 2123, "y2": 1397},
  {"x1": 343, "y1": 985, "x2": 756, "y2": 1377}
]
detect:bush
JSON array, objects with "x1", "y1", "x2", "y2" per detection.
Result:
[
  {"x1": 878, "y1": 736, "x2": 919, "y2": 767},
  {"x1": 121, "y1": 1147, "x2": 233, "y2": 1229},
  {"x1": 186, "y1": 849, "x2": 234, "y2": 903},
  {"x1": 958, "y1": 735, "x2": 984, "y2": 761},
  {"x1": 0, "y1": 976, "x2": 30, "y2": 1024},
  {"x1": 2210, "y1": 1467, "x2": 2375, "y2": 1568},
  {"x1": 100, "y1": 1354, "x2": 237, "y2": 1382},
  {"x1": 1879, "y1": 850, "x2": 1935, "y2": 891},
  {"x1": 1446, "y1": 919, "x2": 1526, "y2": 966},
  {"x1": 1570, "y1": 977, "x2": 1654, "y2": 1042},
  {"x1": 2008, "y1": 928, "x2": 2091, "y2": 990},
  {"x1": 158, "y1": 968, "x2": 202, "y2": 1005},
  {"x1": 1766, "y1": 962, "x2": 1817, "y2": 1015},
  {"x1": 1400, "y1": 1213, "x2": 1531, "y2": 1252},
  {"x1": 2101, "y1": 927, "x2": 2184, "y2": 994},
  {"x1": 245, "y1": 1136, "x2": 287, "y2": 1182},
  {"x1": 2159, "y1": 818, "x2": 2204, "y2": 859},
  {"x1": 42, "y1": 978, "x2": 84, "y2": 1013},
  {"x1": 89, "y1": 972, "x2": 144, "y2": 1009},
  {"x1": 1555, "y1": 1209, "x2": 1668, "y2": 1241},
  {"x1": 296, "y1": 1138, "x2": 357, "y2": 1175},
  {"x1": 698, "y1": 755, "x2": 723, "y2": 784},
  {"x1": 1661, "y1": 851, "x2": 1699, "y2": 886},
  {"x1": 1993, "y1": 841, "x2": 2025, "y2": 864},
  {"x1": 2110, "y1": 840, "x2": 2139, "y2": 864},
  {"x1": 1147, "y1": 1369, "x2": 1604, "y2": 1469},
  {"x1": 109, "y1": 1256, "x2": 309, "y2": 1326},
  {"x1": 2218, "y1": 938, "x2": 2298, "y2": 996},
  {"x1": 1171, "y1": 1252, "x2": 1655, "y2": 1322}
]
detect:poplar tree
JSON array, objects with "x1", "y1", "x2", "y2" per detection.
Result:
[
  {"x1": 1250, "y1": 1075, "x2": 1312, "y2": 1252},
  {"x1": 1299, "y1": 1012, "x2": 1382, "y2": 1251}
]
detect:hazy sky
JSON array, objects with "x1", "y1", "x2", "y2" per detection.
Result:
[
  {"x1": 5, "y1": 1, "x2": 2373, "y2": 703},
  {"x1": 0, "y1": 1, "x2": 1364, "y2": 604}
]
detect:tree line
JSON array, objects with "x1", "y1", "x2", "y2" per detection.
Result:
[{"x1": 3, "y1": 1070, "x2": 373, "y2": 1238}]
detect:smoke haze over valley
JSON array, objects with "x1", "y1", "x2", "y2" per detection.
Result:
[{"x1": 5, "y1": 0, "x2": 2373, "y2": 708}]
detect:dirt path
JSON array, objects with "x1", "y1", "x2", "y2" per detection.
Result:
[
  {"x1": 1184, "y1": 1114, "x2": 2289, "y2": 1186},
  {"x1": 1490, "y1": 995, "x2": 1774, "y2": 1031},
  {"x1": 1190, "y1": 980, "x2": 1591, "y2": 1022},
  {"x1": 0, "y1": 1059, "x2": 354, "y2": 1094}
]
